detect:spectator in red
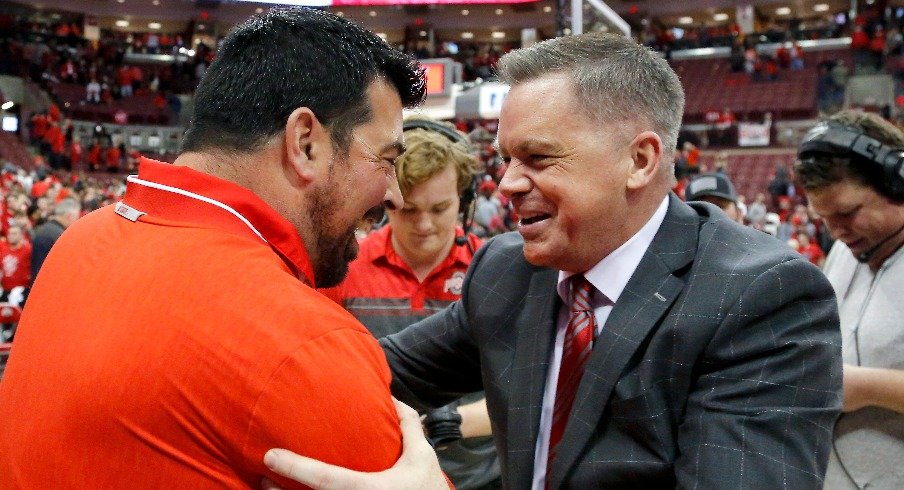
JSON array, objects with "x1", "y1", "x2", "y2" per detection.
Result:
[
  {"x1": 776, "y1": 43, "x2": 791, "y2": 69},
  {"x1": 851, "y1": 25, "x2": 871, "y2": 69},
  {"x1": 870, "y1": 26, "x2": 887, "y2": 70},
  {"x1": 30, "y1": 113, "x2": 48, "y2": 145},
  {"x1": 47, "y1": 102, "x2": 60, "y2": 123},
  {"x1": 59, "y1": 59, "x2": 77, "y2": 83},
  {"x1": 715, "y1": 107, "x2": 736, "y2": 129},
  {"x1": 130, "y1": 65, "x2": 143, "y2": 93},
  {"x1": 0, "y1": 224, "x2": 32, "y2": 294},
  {"x1": 795, "y1": 231, "x2": 824, "y2": 267},
  {"x1": 105, "y1": 145, "x2": 121, "y2": 173},
  {"x1": 69, "y1": 139, "x2": 82, "y2": 171},
  {"x1": 87, "y1": 142, "x2": 102, "y2": 171},
  {"x1": 117, "y1": 65, "x2": 133, "y2": 98}
]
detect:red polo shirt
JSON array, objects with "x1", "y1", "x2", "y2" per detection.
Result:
[
  {"x1": 0, "y1": 158, "x2": 402, "y2": 488},
  {"x1": 323, "y1": 224, "x2": 481, "y2": 339}
]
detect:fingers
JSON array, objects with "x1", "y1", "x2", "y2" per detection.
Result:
[
  {"x1": 394, "y1": 398, "x2": 434, "y2": 456},
  {"x1": 264, "y1": 449, "x2": 364, "y2": 490}
]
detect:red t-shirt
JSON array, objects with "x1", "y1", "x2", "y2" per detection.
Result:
[
  {"x1": 0, "y1": 240, "x2": 31, "y2": 290},
  {"x1": 0, "y1": 158, "x2": 404, "y2": 488}
]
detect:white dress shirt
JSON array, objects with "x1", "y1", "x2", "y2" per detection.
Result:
[{"x1": 531, "y1": 196, "x2": 669, "y2": 489}]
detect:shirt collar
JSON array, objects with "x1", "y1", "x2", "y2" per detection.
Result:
[
  {"x1": 557, "y1": 195, "x2": 670, "y2": 304},
  {"x1": 122, "y1": 157, "x2": 316, "y2": 286}
]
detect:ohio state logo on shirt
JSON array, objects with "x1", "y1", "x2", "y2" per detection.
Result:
[{"x1": 443, "y1": 271, "x2": 466, "y2": 295}]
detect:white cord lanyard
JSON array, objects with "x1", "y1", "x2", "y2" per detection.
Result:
[{"x1": 121, "y1": 175, "x2": 268, "y2": 244}]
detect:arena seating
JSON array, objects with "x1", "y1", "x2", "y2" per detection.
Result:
[
  {"x1": 48, "y1": 82, "x2": 173, "y2": 125},
  {"x1": 0, "y1": 132, "x2": 32, "y2": 170},
  {"x1": 695, "y1": 150, "x2": 798, "y2": 201},
  {"x1": 673, "y1": 48, "x2": 854, "y2": 124}
]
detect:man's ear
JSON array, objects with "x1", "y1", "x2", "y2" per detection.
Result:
[
  {"x1": 284, "y1": 106, "x2": 331, "y2": 185},
  {"x1": 626, "y1": 131, "x2": 663, "y2": 190}
]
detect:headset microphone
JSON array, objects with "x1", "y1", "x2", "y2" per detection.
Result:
[{"x1": 856, "y1": 220, "x2": 904, "y2": 263}]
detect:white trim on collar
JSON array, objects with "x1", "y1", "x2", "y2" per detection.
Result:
[{"x1": 126, "y1": 175, "x2": 267, "y2": 243}]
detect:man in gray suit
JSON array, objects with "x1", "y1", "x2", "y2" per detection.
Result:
[{"x1": 265, "y1": 33, "x2": 842, "y2": 489}]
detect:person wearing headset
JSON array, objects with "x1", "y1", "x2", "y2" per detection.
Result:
[
  {"x1": 320, "y1": 117, "x2": 500, "y2": 489},
  {"x1": 796, "y1": 110, "x2": 904, "y2": 489}
]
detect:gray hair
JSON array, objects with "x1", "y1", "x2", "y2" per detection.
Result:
[
  {"x1": 496, "y1": 33, "x2": 684, "y2": 159},
  {"x1": 54, "y1": 198, "x2": 82, "y2": 217}
]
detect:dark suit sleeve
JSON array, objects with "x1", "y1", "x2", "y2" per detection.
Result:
[
  {"x1": 30, "y1": 227, "x2": 59, "y2": 284},
  {"x1": 379, "y1": 240, "x2": 489, "y2": 411},
  {"x1": 674, "y1": 257, "x2": 842, "y2": 489}
]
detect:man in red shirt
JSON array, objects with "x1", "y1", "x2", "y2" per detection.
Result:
[
  {"x1": 0, "y1": 8, "x2": 440, "y2": 489},
  {"x1": 0, "y1": 224, "x2": 31, "y2": 292},
  {"x1": 0, "y1": 224, "x2": 30, "y2": 341},
  {"x1": 795, "y1": 231, "x2": 825, "y2": 267},
  {"x1": 324, "y1": 120, "x2": 498, "y2": 488}
]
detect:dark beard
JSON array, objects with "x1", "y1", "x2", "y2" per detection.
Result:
[
  {"x1": 308, "y1": 175, "x2": 362, "y2": 288},
  {"x1": 313, "y1": 223, "x2": 359, "y2": 288}
]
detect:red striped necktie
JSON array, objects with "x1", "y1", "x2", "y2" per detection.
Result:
[{"x1": 547, "y1": 274, "x2": 596, "y2": 481}]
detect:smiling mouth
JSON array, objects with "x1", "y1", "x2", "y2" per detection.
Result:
[{"x1": 520, "y1": 214, "x2": 551, "y2": 226}]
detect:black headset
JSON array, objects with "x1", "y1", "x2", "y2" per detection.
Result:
[
  {"x1": 798, "y1": 120, "x2": 904, "y2": 201},
  {"x1": 401, "y1": 119, "x2": 480, "y2": 251}
]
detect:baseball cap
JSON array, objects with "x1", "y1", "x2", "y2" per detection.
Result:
[{"x1": 685, "y1": 172, "x2": 738, "y2": 203}]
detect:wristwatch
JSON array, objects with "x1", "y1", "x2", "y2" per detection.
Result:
[{"x1": 423, "y1": 405, "x2": 463, "y2": 449}]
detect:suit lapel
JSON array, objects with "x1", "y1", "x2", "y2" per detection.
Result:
[
  {"x1": 507, "y1": 266, "x2": 559, "y2": 489},
  {"x1": 550, "y1": 195, "x2": 700, "y2": 488}
]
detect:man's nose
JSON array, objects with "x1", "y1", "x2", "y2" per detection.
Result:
[{"x1": 384, "y1": 170, "x2": 404, "y2": 211}]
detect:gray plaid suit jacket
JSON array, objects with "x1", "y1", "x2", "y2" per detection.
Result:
[{"x1": 381, "y1": 194, "x2": 842, "y2": 489}]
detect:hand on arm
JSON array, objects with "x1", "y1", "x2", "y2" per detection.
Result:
[
  {"x1": 843, "y1": 364, "x2": 904, "y2": 413},
  {"x1": 262, "y1": 399, "x2": 449, "y2": 490}
]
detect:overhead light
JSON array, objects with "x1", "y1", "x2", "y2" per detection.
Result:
[
  {"x1": 495, "y1": 8, "x2": 503, "y2": 15},
  {"x1": 419, "y1": 30, "x2": 426, "y2": 37},
  {"x1": 1, "y1": 101, "x2": 13, "y2": 110},
  {"x1": 115, "y1": 20, "x2": 129, "y2": 28},
  {"x1": 151, "y1": 0, "x2": 159, "y2": 5},
  {"x1": 714, "y1": 13, "x2": 728, "y2": 22},
  {"x1": 461, "y1": 9, "x2": 469, "y2": 15},
  {"x1": 679, "y1": 16, "x2": 693, "y2": 25},
  {"x1": 336, "y1": 11, "x2": 344, "y2": 17},
  {"x1": 491, "y1": 31, "x2": 505, "y2": 39},
  {"x1": 776, "y1": 7, "x2": 791, "y2": 15},
  {"x1": 255, "y1": 7, "x2": 263, "y2": 13},
  {"x1": 563, "y1": 28, "x2": 572, "y2": 35},
  {"x1": 369, "y1": 10, "x2": 376, "y2": 17},
  {"x1": 116, "y1": 0, "x2": 124, "y2": 3},
  {"x1": 543, "y1": 6, "x2": 552, "y2": 13},
  {"x1": 376, "y1": 32, "x2": 387, "y2": 40},
  {"x1": 814, "y1": 4, "x2": 829, "y2": 12},
  {"x1": 148, "y1": 22, "x2": 161, "y2": 30},
  {"x1": 461, "y1": 32, "x2": 474, "y2": 39}
]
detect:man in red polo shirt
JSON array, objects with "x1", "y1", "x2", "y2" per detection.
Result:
[
  {"x1": 0, "y1": 8, "x2": 441, "y2": 489},
  {"x1": 324, "y1": 120, "x2": 499, "y2": 489}
]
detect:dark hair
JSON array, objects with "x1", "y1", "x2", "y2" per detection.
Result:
[
  {"x1": 181, "y1": 8, "x2": 425, "y2": 155},
  {"x1": 795, "y1": 110, "x2": 904, "y2": 194}
]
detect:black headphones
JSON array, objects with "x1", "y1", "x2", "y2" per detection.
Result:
[
  {"x1": 402, "y1": 119, "x2": 480, "y2": 251},
  {"x1": 798, "y1": 121, "x2": 904, "y2": 201}
]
